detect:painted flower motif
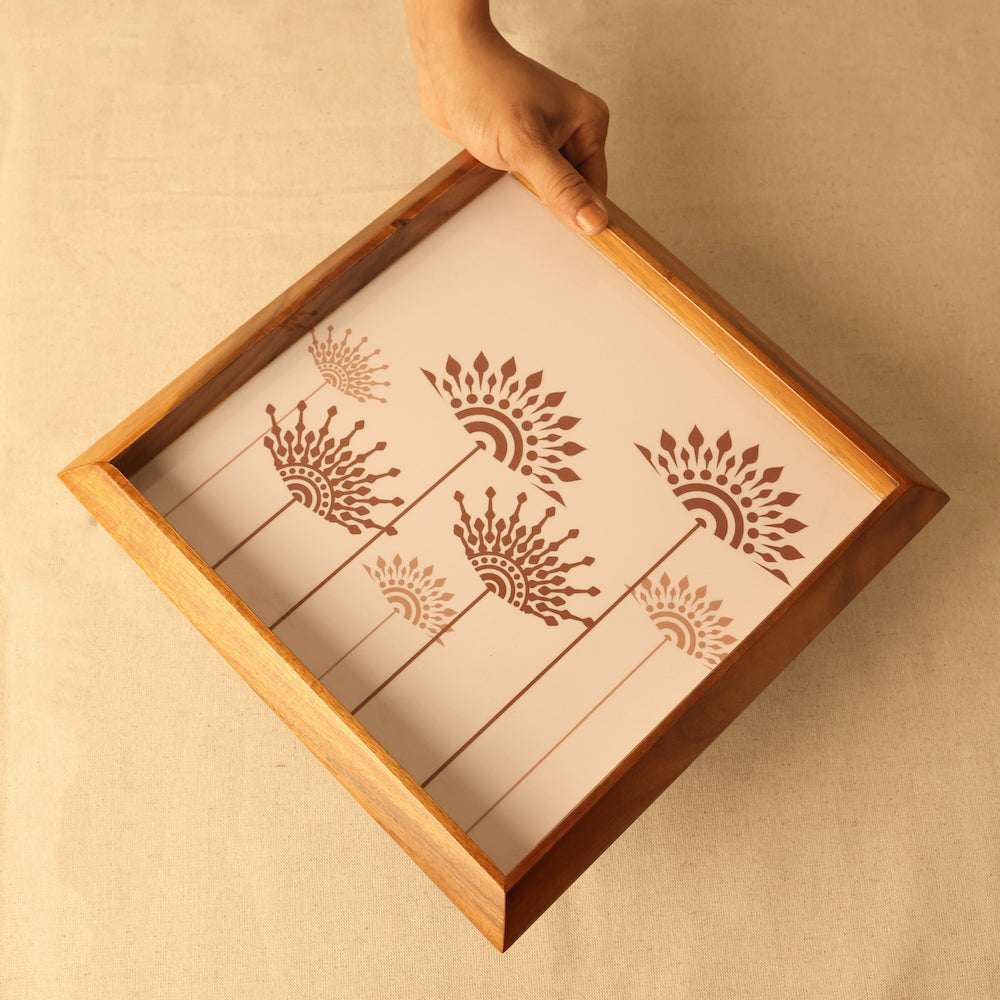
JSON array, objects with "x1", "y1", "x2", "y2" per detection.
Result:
[
  {"x1": 422, "y1": 352, "x2": 584, "y2": 504},
  {"x1": 637, "y1": 426, "x2": 807, "y2": 584},
  {"x1": 633, "y1": 572, "x2": 737, "y2": 668},
  {"x1": 364, "y1": 554, "x2": 457, "y2": 635},
  {"x1": 309, "y1": 326, "x2": 390, "y2": 403},
  {"x1": 264, "y1": 399, "x2": 403, "y2": 534},
  {"x1": 453, "y1": 487, "x2": 599, "y2": 626}
]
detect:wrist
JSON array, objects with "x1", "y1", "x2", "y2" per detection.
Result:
[
  {"x1": 404, "y1": 0, "x2": 510, "y2": 111},
  {"x1": 403, "y1": 0, "x2": 497, "y2": 56}
]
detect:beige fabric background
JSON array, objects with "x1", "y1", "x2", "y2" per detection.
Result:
[{"x1": 3, "y1": 1, "x2": 997, "y2": 996}]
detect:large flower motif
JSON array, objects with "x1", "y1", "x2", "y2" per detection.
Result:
[
  {"x1": 453, "y1": 487, "x2": 599, "y2": 626},
  {"x1": 422, "y1": 352, "x2": 584, "y2": 504},
  {"x1": 264, "y1": 400, "x2": 403, "y2": 534},
  {"x1": 637, "y1": 426, "x2": 807, "y2": 584}
]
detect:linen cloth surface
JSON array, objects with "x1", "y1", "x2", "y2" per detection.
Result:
[{"x1": 2, "y1": 1, "x2": 997, "y2": 996}]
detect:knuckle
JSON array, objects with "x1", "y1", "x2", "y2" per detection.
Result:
[{"x1": 546, "y1": 169, "x2": 590, "y2": 208}]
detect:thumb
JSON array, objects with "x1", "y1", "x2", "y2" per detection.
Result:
[{"x1": 516, "y1": 140, "x2": 608, "y2": 236}]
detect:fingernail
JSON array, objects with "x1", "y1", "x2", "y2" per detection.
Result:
[{"x1": 575, "y1": 202, "x2": 608, "y2": 235}]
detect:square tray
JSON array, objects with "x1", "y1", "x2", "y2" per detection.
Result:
[{"x1": 60, "y1": 152, "x2": 947, "y2": 950}]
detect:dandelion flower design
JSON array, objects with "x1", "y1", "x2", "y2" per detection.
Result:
[
  {"x1": 364, "y1": 554, "x2": 457, "y2": 635},
  {"x1": 264, "y1": 399, "x2": 404, "y2": 534},
  {"x1": 453, "y1": 487, "x2": 600, "y2": 626},
  {"x1": 636, "y1": 426, "x2": 807, "y2": 584},
  {"x1": 309, "y1": 325, "x2": 390, "y2": 403},
  {"x1": 421, "y1": 352, "x2": 584, "y2": 504},
  {"x1": 633, "y1": 572, "x2": 737, "y2": 668}
]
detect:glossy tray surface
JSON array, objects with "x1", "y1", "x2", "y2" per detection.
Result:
[{"x1": 131, "y1": 176, "x2": 880, "y2": 872}]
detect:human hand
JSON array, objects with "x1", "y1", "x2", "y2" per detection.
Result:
[{"x1": 403, "y1": 2, "x2": 610, "y2": 236}]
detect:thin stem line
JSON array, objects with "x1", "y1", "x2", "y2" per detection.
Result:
[
  {"x1": 421, "y1": 521, "x2": 703, "y2": 789},
  {"x1": 268, "y1": 444, "x2": 482, "y2": 631},
  {"x1": 351, "y1": 589, "x2": 490, "y2": 715},
  {"x1": 212, "y1": 499, "x2": 295, "y2": 570},
  {"x1": 315, "y1": 609, "x2": 396, "y2": 682},
  {"x1": 465, "y1": 636, "x2": 671, "y2": 834},
  {"x1": 163, "y1": 384, "x2": 325, "y2": 518}
]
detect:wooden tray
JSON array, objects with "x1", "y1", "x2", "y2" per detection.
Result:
[{"x1": 59, "y1": 152, "x2": 947, "y2": 950}]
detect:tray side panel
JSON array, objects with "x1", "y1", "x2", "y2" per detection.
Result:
[
  {"x1": 58, "y1": 460, "x2": 508, "y2": 949},
  {"x1": 501, "y1": 475, "x2": 947, "y2": 949},
  {"x1": 590, "y1": 205, "x2": 938, "y2": 496}
]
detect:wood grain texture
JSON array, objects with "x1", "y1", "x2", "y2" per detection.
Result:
[
  {"x1": 584, "y1": 205, "x2": 933, "y2": 497},
  {"x1": 593, "y1": 227, "x2": 893, "y2": 496},
  {"x1": 57, "y1": 460, "x2": 507, "y2": 948}
]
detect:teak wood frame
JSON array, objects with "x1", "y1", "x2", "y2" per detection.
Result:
[{"x1": 59, "y1": 152, "x2": 947, "y2": 951}]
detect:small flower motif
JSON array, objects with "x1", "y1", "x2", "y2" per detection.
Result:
[
  {"x1": 633, "y1": 572, "x2": 737, "y2": 668},
  {"x1": 364, "y1": 554, "x2": 457, "y2": 635},
  {"x1": 309, "y1": 326, "x2": 389, "y2": 403}
]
